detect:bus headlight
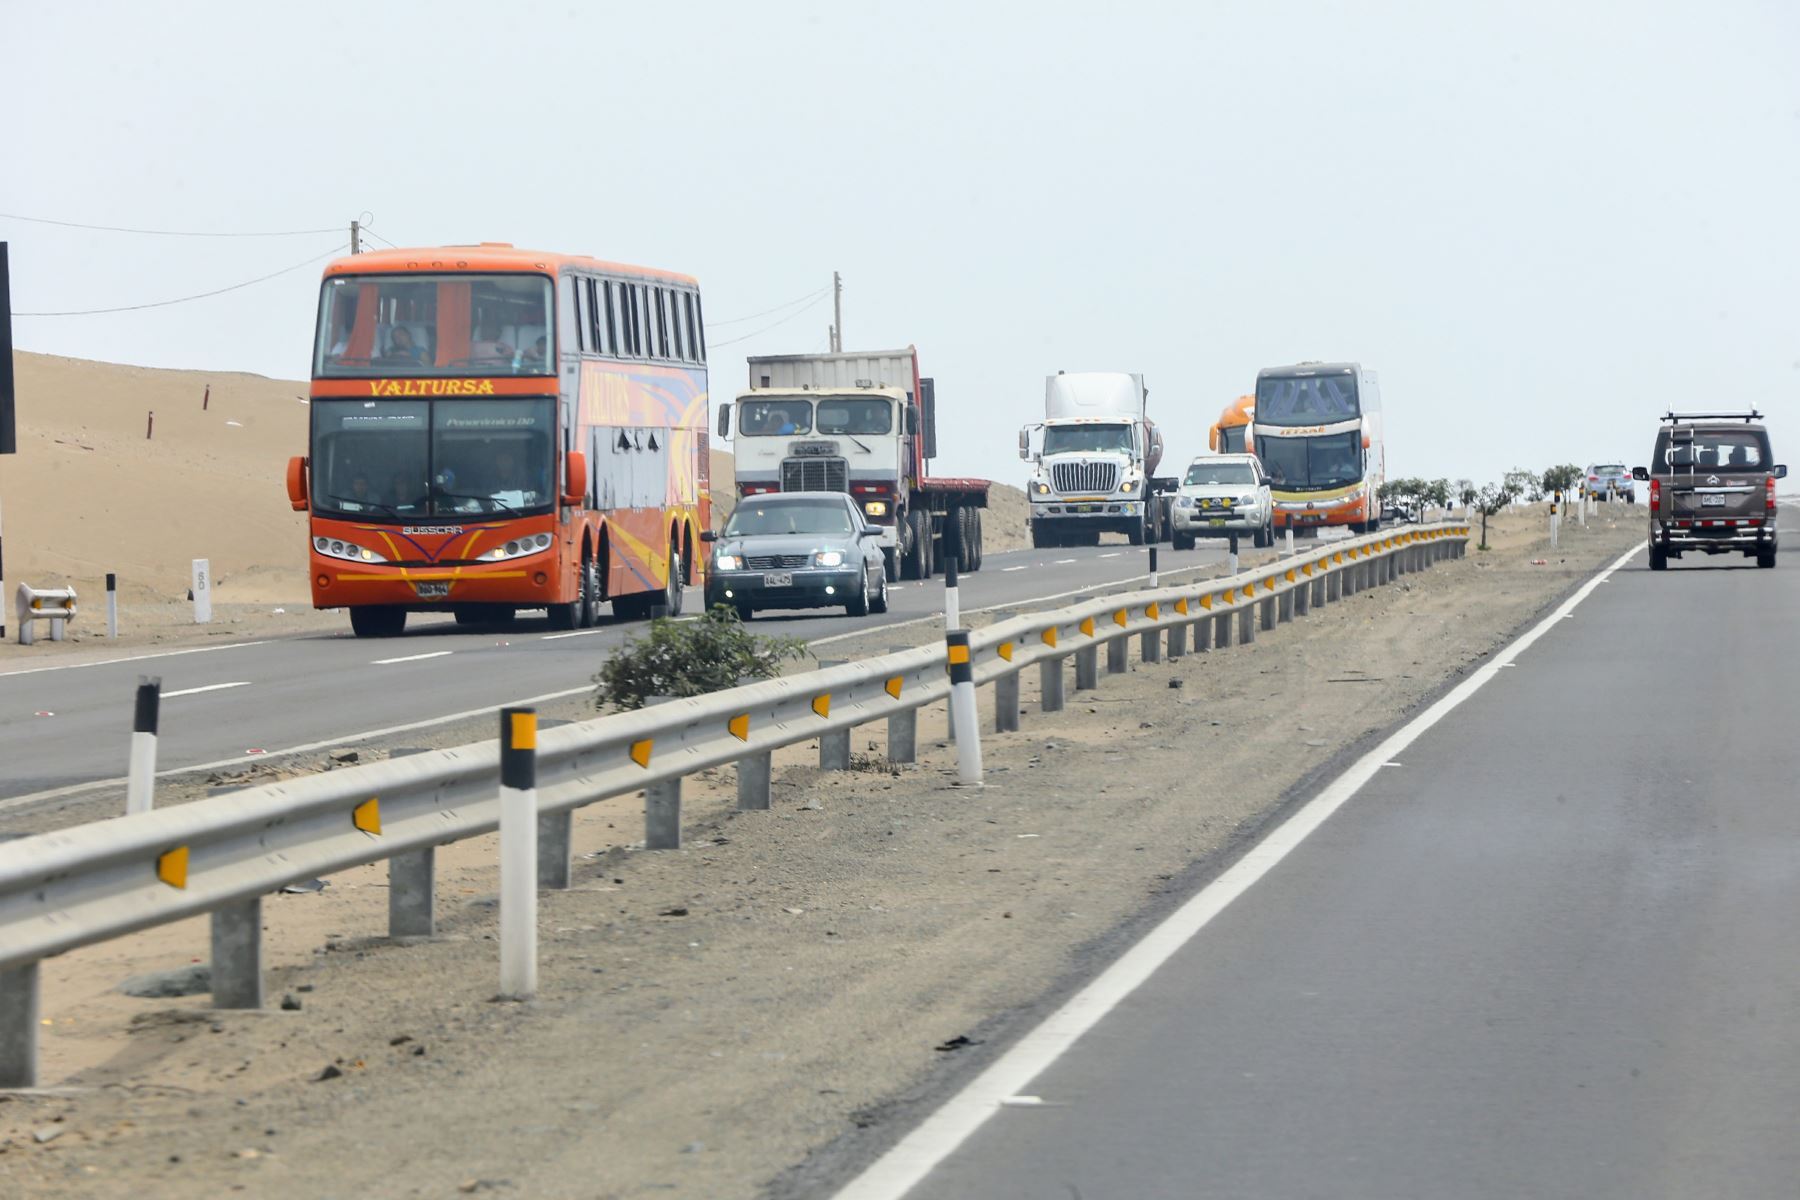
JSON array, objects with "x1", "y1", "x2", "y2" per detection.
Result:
[
  {"x1": 478, "y1": 532, "x2": 555, "y2": 562},
  {"x1": 314, "y1": 536, "x2": 389, "y2": 564}
]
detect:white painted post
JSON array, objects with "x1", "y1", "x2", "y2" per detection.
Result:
[
  {"x1": 106, "y1": 572, "x2": 119, "y2": 638},
  {"x1": 943, "y1": 553, "x2": 960, "y2": 632},
  {"x1": 946, "y1": 630, "x2": 982, "y2": 786},
  {"x1": 191, "y1": 558, "x2": 212, "y2": 624},
  {"x1": 1147, "y1": 546, "x2": 1159, "y2": 589},
  {"x1": 126, "y1": 676, "x2": 160, "y2": 815},
  {"x1": 498, "y1": 706, "x2": 538, "y2": 1000},
  {"x1": 14, "y1": 583, "x2": 31, "y2": 646},
  {"x1": 1550, "y1": 494, "x2": 1560, "y2": 550},
  {"x1": 1284, "y1": 527, "x2": 1295, "y2": 556}
]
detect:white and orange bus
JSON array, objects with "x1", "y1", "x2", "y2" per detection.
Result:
[
  {"x1": 287, "y1": 244, "x2": 710, "y2": 637},
  {"x1": 1250, "y1": 361, "x2": 1385, "y2": 533}
]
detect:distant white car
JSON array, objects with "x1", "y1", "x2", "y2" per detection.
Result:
[{"x1": 1170, "y1": 454, "x2": 1273, "y2": 549}]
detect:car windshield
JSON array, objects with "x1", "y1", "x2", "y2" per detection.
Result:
[
  {"x1": 725, "y1": 501, "x2": 852, "y2": 536},
  {"x1": 1185, "y1": 461, "x2": 1257, "y2": 486},
  {"x1": 1593, "y1": 464, "x2": 1626, "y2": 475},
  {"x1": 1043, "y1": 424, "x2": 1133, "y2": 455},
  {"x1": 1652, "y1": 429, "x2": 1769, "y2": 473}
]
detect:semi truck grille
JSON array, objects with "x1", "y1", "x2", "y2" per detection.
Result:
[
  {"x1": 1053, "y1": 462, "x2": 1118, "y2": 493},
  {"x1": 744, "y1": 554, "x2": 812, "y2": 570},
  {"x1": 781, "y1": 457, "x2": 849, "y2": 493}
]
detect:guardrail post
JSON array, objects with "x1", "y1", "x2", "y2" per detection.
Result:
[
  {"x1": 818, "y1": 661, "x2": 850, "y2": 769},
  {"x1": 1278, "y1": 586, "x2": 1294, "y2": 622},
  {"x1": 1038, "y1": 653, "x2": 1066, "y2": 713},
  {"x1": 1075, "y1": 642, "x2": 1099, "y2": 689},
  {"x1": 946, "y1": 630, "x2": 982, "y2": 786},
  {"x1": 1167, "y1": 618, "x2": 1187, "y2": 658},
  {"x1": 1260, "y1": 593, "x2": 1277, "y2": 631},
  {"x1": 1313, "y1": 573, "x2": 1328, "y2": 607},
  {"x1": 1238, "y1": 602, "x2": 1256, "y2": 644},
  {"x1": 995, "y1": 667, "x2": 1021, "y2": 732},
  {"x1": 1139, "y1": 623, "x2": 1161, "y2": 663},
  {"x1": 538, "y1": 808, "x2": 573, "y2": 890},
  {"x1": 886, "y1": 645, "x2": 918, "y2": 761},
  {"x1": 384, "y1": 748, "x2": 436, "y2": 938},
  {"x1": 499, "y1": 706, "x2": 538, "y2": 999},
  {"x1": 1106, "y1": 632, "x2": 1128, "y2": 674},
  {"x1": 738, "y1": 751, "x2": 773, "y2": 809},
  {"x1": 1215, "y1": 608, "x2": 1234, "y2": 647},
  {"x1": 0, "y1": 963, "x2": 40, "y2": 1088},
  {"x1": 210, "y1": 899, "x2": 263, "y2": 1009},
  {"x1": 643, "y1": 696, "x2": 681, "y2": 849},
  {"x1": 1193, "y1": 609, "x2": 1212, "y2": 651},
  {"x1": 1295, "y1": 577, "x2": 1311, "y2": 617},
  {"x1": 126, "y1": 676, "x2": 160, "y2": 815}
]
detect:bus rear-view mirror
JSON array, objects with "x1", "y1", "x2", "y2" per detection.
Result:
[
  {"x1": 716, "y1": 403, "x2": 732, "y2": 439},
  {"x1": 563, "y1": 451, "x2": 587, "y2": 506},
  {"x1": 285, "y1": 456, "x2": 309, "y2": 511}
]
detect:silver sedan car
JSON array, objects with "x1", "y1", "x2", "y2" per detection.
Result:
[{"x1": 703, "y1": 492, "x2": 890, "y2": 619}]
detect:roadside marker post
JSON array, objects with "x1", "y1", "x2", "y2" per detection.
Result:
[
  {"x1": 943, "y1": 553, "x2": 960, "y2": 632},
  {"x1": 1285, "y1": 527, "x2": 1295, "y2": 556},
  {"x1": 106, "y1": 572, "x2": 118, "y2": 638},
  {"x1": 499, "y1": 706, "x2": 538, "y2": 1000},
  {"x1": 946, "y1": 630, "x2": 983, "y2": 786},
  {"x1": 1228, "y1": 531, "x2": 1240, "y2": 576},
  {"x1": 1147, "y1": 546, "x2": 1159, "y2": 589},
  {"x1": 1550, "y1": 493, "x2": 1561, "y2": 550},
  {"x1": 125, "y1": 676, "x2": 161, "y2": 815},
  {"x1": 191, "y1": 558, "x2": 212, "y2": 624}
]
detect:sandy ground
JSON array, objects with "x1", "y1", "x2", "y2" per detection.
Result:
[{"x1": 0, "y1": 507, "x2": 1643, "y2": 1198}]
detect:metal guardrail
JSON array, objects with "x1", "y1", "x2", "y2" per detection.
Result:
[{"x1": 0, "y1": 523, "x2": 1469, "y2": 1086}]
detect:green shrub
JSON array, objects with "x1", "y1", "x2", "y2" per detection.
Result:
[{"x1": 593, "y1": 605, "x2": 809, "y2": 711}]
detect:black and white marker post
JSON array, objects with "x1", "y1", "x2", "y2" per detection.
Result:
[
  {"x1": 1228, "y1": 530, "x2": 1241, "y2": 576},
  {"x1": 1147, "y1": 545, "x2": 1159, "y2": 589},
  {"x1": 126, "y1": 676, "x2": 161, "y2": 815},
  {"x1": 946, "y1": 629, "x2": 983, "y2": 786},
  {"x1": 499, "y1": 706, "x2": 538, "y2": 1000},
  {"x1": 106, "y1": 572, "x2": 118, "y2": 638},
  {"x1": 943, "y1": 551, "x2": 960, "y2": 631}
]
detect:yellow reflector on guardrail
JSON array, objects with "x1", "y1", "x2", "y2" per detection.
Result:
[
  {"x1": 886, "y1": 677, "x2": 904, "y2": 698},
  {"x1": 1200, "y1": 594, "x2": 1213, "y2": 610},
  {"x1": 1079, "y1": 617, "x2": 1095, "y2": 637},
  {"x1": 630, "y1": 739, "x2": 653, "y2": 768},
  {"x1": 1147, "y1": 602, "x2": 1160, "y2": 619},
  {"x1": 998, "y1": 641, "x2": 1014, "y2": 662},
  {"x1": 812, "y1": 694, "x2": 831, "y2": 718},
  {"x1": 728, "y1": 714, "x2": 750, "y2": 741},
  {"x1": 1114, "y1": 609, "x2": 1128, "y2": 627},
  {"x1": 1042, "y1": 628, "x2": 1058, "y2": 648},
  {"x1": 157, "y1": 846, "x2": 188, "y2": 890},
  {"x1": 1175, "y1": 598, "x2": 1189, "y2": 615},
  {"x1": 352, "y1": 798, "x2": 381, "y2": 834}
]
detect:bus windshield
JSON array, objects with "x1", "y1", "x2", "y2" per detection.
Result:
[
  {"x1": 312, "y1": 398, "x2": 555, "y2": 520},
  {"x1": 1255, "y1": 374, "x2": 1359, "y2": 425},
  {"x1": 315, "y1": 273, "x2": 554, "y2": 377},
  {"x1": 1043, "y1": 424, "x2": 1132, "y2": 455},
  {"x1": 1258, "y1": 431, "x2": 1363, "y2": 490}
]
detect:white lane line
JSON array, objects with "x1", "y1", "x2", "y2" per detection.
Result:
[
  {"x1": 831, "y1": 541, "x2": 1643, "y2": 1200},
  {"x1": 0, "y1": 684, "x2": 595, "y2": 815},
  {"x1": 541, "y1": 629, "x2": 605, "y2": 640},
  {"x1": 372, "y1": 650, "x2": 453, "y2": 665},
  {"x1": 1053, "y1": 559, "x2": 1076, "y2": 565},
  {"x1": 0, "y1": 640, "x2": 273, "y2": 679},
  {"x1": 1002, "y1": 566, "x2": 1029, "y2": 573},
  {"x1": 162, "y1": 681, "x2": 253, "y2": 698},
  {"x1": 1099, "y1": 552, "x2": 1122, "y2": 559}
]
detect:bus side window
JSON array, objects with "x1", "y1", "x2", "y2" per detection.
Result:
[
  {"x1": 693, "y1": 292, "x2": 705, "y2": 359},
  {"x1": 666, "y1": 289, "x2": 684, "y2": 360},
  {"x1": 601, "y1": 281, "x2": 619, "y2": 357},
  {"x1": 683, "y1": 293, "x2": 698, "y2": 363},
  {"x1": 571, "y1": 278, "x2": 587, "y2": 353}
]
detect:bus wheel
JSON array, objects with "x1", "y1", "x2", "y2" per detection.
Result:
[
  {"x1": 349, "y1": 606, "x2": 406, "y2": 638},
  {"x1": 579, "y1": 559, "x2": 600, "y2": 628},
  {"x1": 664, "y1": 548, "x2": 685, "y2": 617}
]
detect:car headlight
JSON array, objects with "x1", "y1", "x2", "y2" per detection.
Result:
[
  {"x1": 1120, "y1": 478, "x2": 1140, "y2": 494},
  {"x1": 1032, "y1": 481, "x2": 1051, "y2": 496},
  {"x1": 477, "y1": 532, "x2": 555, "y2": 562},
  {"x1": 1176, "y1": 495, "x2": 1193, "y2": 508},
  {"x1": 1239, "y1": 494, "x2": 1255, "y2": 506},
  {"x1": 715, "y1": 554, "x2": 741, "y2": 571},
  {"x1": 814, "y1": 550, "x2": 845, "y2": 568},
  {"x1": 863, "y1": 500, "x2": 888, "y2": 517},
  {"x1": 314, "y1": 536, "x2": 389, "y2": 564}
]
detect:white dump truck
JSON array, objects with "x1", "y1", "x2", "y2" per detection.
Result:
[
  {"x1": 715, "y1": 348, "x2": 991, "y2": 581},
  {"x1": 1019, "y1": 371, "x2": 1174, "y2": 547}
]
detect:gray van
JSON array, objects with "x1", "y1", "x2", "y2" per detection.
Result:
[{"x1": 1632, "y1": 411, "x2": 1785, "y2": 570}]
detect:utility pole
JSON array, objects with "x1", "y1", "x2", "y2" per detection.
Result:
[
  {"x1": 831, "y1": 270, "x2": 842, "y2": 353},
  {"x1": 350, "y1": 219, "x2": 362, "y2": 255}
]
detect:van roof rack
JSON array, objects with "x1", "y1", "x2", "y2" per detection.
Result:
[{"x1": 1662, "y1": 410, "x2": 1763, "y2": 423}]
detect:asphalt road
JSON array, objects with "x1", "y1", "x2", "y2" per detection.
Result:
[
  {"x1": 894, "y1": 543, "x2": 1800, "y2": 1199},
  {"x1": 0, "y1": 538, "x2": 1250, "y2": 808}
]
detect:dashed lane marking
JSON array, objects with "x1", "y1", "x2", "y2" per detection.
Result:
[
  {"x1": 371, "y1": 651, "x2": 453, "y2": 664},
  {"x1": 163, "y1": 681, "x2": 253, "y2": 698}
]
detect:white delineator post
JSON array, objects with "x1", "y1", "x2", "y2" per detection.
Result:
[
  {"x1": 946, "y1": 629, "x2": 983, "y2": 786},
  {"x1": 191, "y1": 558, "x2": 212, "y2": 624},
  {"x1": 498, "y1": 706, "x2": 538, "y2": 1000},
  {"x1": 1147, "y1": 546, "x2": 1159, "y2": 589},
  {"x1": 1228, "y1": 531, "x2": 1240, "y2": 576},
  {"x1": 1550, "y1": 493, "x2": 1561, "y2": 550},
  {"x1": 1285, "y1": 526, "x2": 1295, "y2": 556},
  {"x1": 943, "y1": 552, "x2": 960, "y2": 631},
  {"x1": 106, "y1": 572, "x2": 119, "y2": 638},
  {"x1": 125, "y1": 675, "x2": 160, "y2": 815}
]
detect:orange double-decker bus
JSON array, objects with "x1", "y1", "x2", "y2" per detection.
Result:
[{"x1": 287, "y1": 244, "x2": 710, "y2": 637}]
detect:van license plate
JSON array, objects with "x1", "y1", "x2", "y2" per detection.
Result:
[
  {"x1": 764, "y1": 572, "x2": 793, "y2": 587},
  {"x1": 1702, "y1": 495, "x2": 1726, "y2": 507},
  {"x1": 414, "y1": 582, "x2": 450, "y2": 599}
]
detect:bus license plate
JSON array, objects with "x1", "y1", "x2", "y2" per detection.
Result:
[
  {"x1": 764, "y1": 572, "x2": 793, "y2": 587},
  {"x1": 414, "y1": 582, "x2": 450, "y2": 599}
]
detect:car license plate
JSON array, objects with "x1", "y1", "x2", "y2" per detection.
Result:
[
  {"x1": 1702, "y1": 494, "x2": 1726, "y2": 507},
  {"x1": 764, "y1": 572, "x2": 793, "y2": 587},
  {"x1": 1209, "y1": 518, "x2": 1227, "y2": 527},
  {"x1": 414, "y1": 582, "x2": 450, "y2": 599}
]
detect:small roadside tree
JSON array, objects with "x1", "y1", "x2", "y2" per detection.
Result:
[
  {"x1": 1475, "y1": 481, "x2": 1518, "y2": 550},
  {"x1": 593, "y1": 606, "x2": 809, "y2": 711},
  {"x1": 1456, "y1": 479, "x2": 1479, "y2": 513},
  {"x1": 1503, "y1": 467, "x2": 1543, "y2": 503},
  {"x1": 1541, "y1": 463, "x2": 1584, "y2": 500}
]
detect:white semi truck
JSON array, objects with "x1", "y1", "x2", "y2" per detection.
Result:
[
  {"x1": 1019, "y1": 371, "x2": 1174, "y2": 548},
  {"x1": 715, "y1": 348, "x2": 991, "y2": 580}
]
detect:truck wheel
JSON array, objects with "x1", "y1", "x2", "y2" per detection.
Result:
[
  {"x1": 1127, "y1": 518, "x2": 1145, "y2": 546},
  {"x1": 1172, "y1": 531, "x2": 1195, "y2": 551},
  {"x1": 904, "y1": 510, "x2": 933, "y2": 580},
  {"x1": 967, "y1": 509, "x2": 983, "y2": 570},
  {"x1": 1031, "y1": 525, "x2": 1054, "y2": 550}
]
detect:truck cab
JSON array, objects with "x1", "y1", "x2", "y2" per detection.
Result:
[{"x1": 1021, "y1": 372, "x2": 1171, "y2": 548}]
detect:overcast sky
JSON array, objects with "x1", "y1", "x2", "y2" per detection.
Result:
[{"x1": 5, "y1": 0, "x2": 1797, "y2": 487}]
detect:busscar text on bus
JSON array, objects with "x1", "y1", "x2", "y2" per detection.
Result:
[{"x1": 287, "y1": 244, "x2": 711, "y2": 637}]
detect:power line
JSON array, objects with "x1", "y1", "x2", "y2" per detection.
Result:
[
  {"x1": 360, "y1": 227, "x2": 401, "y2": 250},
  {"x1": 15, "y1": 244, "x2": 347, "y2": 317},
  {"x1": 0, "y1": 211, "x2": 345, "y2": 238},
  {"x1": 708, "y1": 291, "x2": 832, "y2": 348},
  {"x1": 708, "y1": 285, "x2": 830, "y2": 327}
]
